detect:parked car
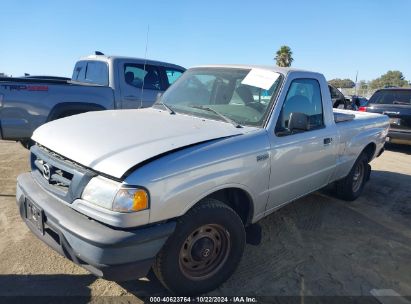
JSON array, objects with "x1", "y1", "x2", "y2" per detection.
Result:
[
  {"x1": 356, "y1": 96, "x2": 369, "y2": 107},
  {"x1": 328, "y1": 84, "x2": 349, "y2": 109},
  {"x1": 16, "y1": 65, "x2": 388, "y2": 295},
  {"x1": 359, "y1": 88, "x2": 411, "y2": 145},
  {"x1": 345, "y1": 95, "x2": 369, "y2": 110},
  {"x1": 0, "y1": 53, "x2": 185, "y2": 146}
]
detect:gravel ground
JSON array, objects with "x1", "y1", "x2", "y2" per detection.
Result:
[{"x1": 0, "y1": 140, "x2": 410, "y2": 301}]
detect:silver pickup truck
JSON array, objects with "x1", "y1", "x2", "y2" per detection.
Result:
[
  {"x1": 0, "y1": 53, "x2": 185, "y2": 146},
  {"x1": 16, "y1": 65, "x2": 389, "y2": 295}
]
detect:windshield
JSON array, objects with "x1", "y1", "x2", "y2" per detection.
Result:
[
  {"x1": 71, "y1": 60, "x2": 109, "y2": 86},
  {"x1": 159, "y1": 68, "x2": 283, "y2": 127},
  {"x1": 369, "y1": 90, "x2": 411, "y2": 105}
]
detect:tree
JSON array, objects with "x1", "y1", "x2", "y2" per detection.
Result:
[
  {"x1": 328, "y1": 78, "x2": 355, "y2": 88},
  {"x1": 369, "y1": 70, "x2": 409, "y2": 90},
  {"x1": 357, "y1": 80, "x2": 369, "y2": 96},
  {"x1": 274, "y1": 45, "x2": 293, "y2": 67},
  {"x1": 358, "y1": 80, "x2": 368, "y2": 90}
]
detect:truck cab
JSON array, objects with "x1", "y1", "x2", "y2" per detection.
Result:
[{"x1": 72, "y1": 55, "x2": 185, "y2": 109}]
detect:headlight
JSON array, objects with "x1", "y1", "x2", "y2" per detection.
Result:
[
  {"x1": 81, "y1": 176, "x2": 149, "y2": 213},
  {"x1": 112, "y1": 188, "x2": 149, "y2": 212}
]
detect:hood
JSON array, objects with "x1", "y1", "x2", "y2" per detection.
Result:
[{"x1": 32, "y1": 108, "x2": 251, "y2": 178}]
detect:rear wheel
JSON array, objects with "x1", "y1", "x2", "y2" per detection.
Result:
[
  {"x1": 336, "y1": 152, "x2": 370, "y2": 201},
  {"x1": 153, "y1": 199, "x2": 245, "y2": 295},
  {"x1": 56, "y1": 110, "x2": 85, "y2": 120}
]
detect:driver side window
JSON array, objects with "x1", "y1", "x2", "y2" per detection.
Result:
[
  {"x1": 275, "y1": 78, "x2": 324, "y2": 136},
  {"x1": 124, "y1": 64, "x2": 161, "y2": 91},
  {"x1": 230, "y1": 79, "x2": 273, "y2": 106}
]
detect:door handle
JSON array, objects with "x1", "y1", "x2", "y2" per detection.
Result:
[
  {"x1": 324, "y1": 138, "x2": 333, "y2": 145},
  {"x1": 124, "y1": 95, "x2": 139, "y2": 100}
]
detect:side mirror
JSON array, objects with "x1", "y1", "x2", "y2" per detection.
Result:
[{"x1": 288, "y1": 112, "x2": 309, "y2": 132}]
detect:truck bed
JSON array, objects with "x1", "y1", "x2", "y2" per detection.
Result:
[
  {"x1": 0, "y1": 76, "x2": 70, "y2": 85},
  {"x1": 333, "y1": 110, "x2": 355, "y2": 123},
  {"x1": 331, "y1": 108, "x2": 388, "y2": 182},
  {"x1": 0, "y1": 79, "x2": 114, "y2": 140},
  {"x1": 0, "y1": 77, "x2": 104, "y2": 86},
  {"x1": 333, "y1": 108, "x2": 386, "y2": 123}
]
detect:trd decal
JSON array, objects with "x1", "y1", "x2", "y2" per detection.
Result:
[{"x1": 1, "y1": 85, "x2": 48, "y2": 91}]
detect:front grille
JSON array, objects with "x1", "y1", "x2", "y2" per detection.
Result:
[
  {"x1": 31, "y1": 145, "x2": 96, "y2": 203},
  {"x1": 33, "y1": 158, "x2": 74, "y2": 191}
]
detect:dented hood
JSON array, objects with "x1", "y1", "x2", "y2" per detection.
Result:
[{"x1": 32, "y1": 108, "x2": 249, "y2": 178}]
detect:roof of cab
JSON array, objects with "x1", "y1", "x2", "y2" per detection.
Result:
[
  {"x1": 375, "y1": 87, "x2": 411, "y2": 91},
  {"x1": 191, "y1": 64, "x2": 319, "y2": 76},
  {"x1": 79, "y1": 54, "x2": 185, "y2": 70}
]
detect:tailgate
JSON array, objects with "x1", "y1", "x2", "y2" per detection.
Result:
[
  {"x1": 366, "y1": 104, "x2": 411, "y2": 132},
  {"x1": 0, "y1": 80, "x2": 55, "y2": 140}
]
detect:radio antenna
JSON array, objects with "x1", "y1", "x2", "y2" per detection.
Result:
[{"x1": 140, "y1": 24, "x2": 150, "y2": 108}]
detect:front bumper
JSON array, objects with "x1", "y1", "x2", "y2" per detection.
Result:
[{"x1": 16, "y1": 172, "x2": 176, "y2": 281}]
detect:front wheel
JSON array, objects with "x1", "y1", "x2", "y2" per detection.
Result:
[
  {"x1": 336, "y1": 152, "x2": 370, "y2": 201},
  {"x1": 19, "y1": 139, "x2": 34, "y2": 149},
  {"x1": 153, "y1": 199, "x2": 246, "y2": 295}
]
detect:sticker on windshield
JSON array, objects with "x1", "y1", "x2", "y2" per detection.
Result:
[{"x1": 241, "y1": 68, "x2": 280, "y2": 90}]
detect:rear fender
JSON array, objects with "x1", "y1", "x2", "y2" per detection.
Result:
[
  {"x1": 335, "y1": 127, "x2": 384, "y2": 180},
  {"x1": 47, "y1": 102, "x2": 106, "y2": 121}
]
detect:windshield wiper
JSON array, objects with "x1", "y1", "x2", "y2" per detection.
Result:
[
  {"x1": 154, "y1": 100, "x2": 175, "y2": 115},
  {"x1": 189, "y1": 105, "x2": 243, "y2": 128}
]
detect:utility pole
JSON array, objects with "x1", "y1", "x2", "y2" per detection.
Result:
[{"x1": 354, "y1": 71, "x2": 358, "y2": 96}]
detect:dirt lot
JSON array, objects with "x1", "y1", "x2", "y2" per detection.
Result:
[{"x1": 0, "y1": 140, "x2": 410, "y2": 300}]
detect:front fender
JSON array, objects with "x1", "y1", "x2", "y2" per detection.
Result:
[{"x1": 124, "y1": 130, "x2": 271, "y2": 224}]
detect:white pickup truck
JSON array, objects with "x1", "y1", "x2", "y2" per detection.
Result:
[{"x1": 16, "y1": 65, "x2": 389, "y2": 295}]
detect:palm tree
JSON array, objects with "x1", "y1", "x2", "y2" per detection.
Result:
[{"x1": 274, "y1": 46, "x2": 294, "y2": 67}]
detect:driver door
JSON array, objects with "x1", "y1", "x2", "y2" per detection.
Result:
[
  {"x1": 266, "y1": 78, "x2": 338, "y2": 212},
  {"x1": 120, "y1": 63, "x2": 163, "y2": 109}
]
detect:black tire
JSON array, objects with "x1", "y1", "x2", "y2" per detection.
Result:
[
  {"x1": 19, "y1": 139, "x2": 34, "y2": 149},
  {"x1": 153, "y1": 198, "x2": 246, "y2": 295},
  {"x1": 336, "y1": 152, "x2": 370, "y2": 201}
]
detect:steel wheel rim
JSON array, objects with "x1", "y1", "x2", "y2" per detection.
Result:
[
  {"x1": 352, "y1": 162, "x2": 364, "y2": 192},
  {"x1": 179, "y1": 224, "x2": 230, "y2": 280}
]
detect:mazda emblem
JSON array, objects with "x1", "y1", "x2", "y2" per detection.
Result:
[{"x1": 42, "y1": 163, "x2": 51, "y2": 181}]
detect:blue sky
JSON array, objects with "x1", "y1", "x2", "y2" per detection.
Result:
[{"x1": 1, "y1": 0, "x2": 410, "y2": 82}]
